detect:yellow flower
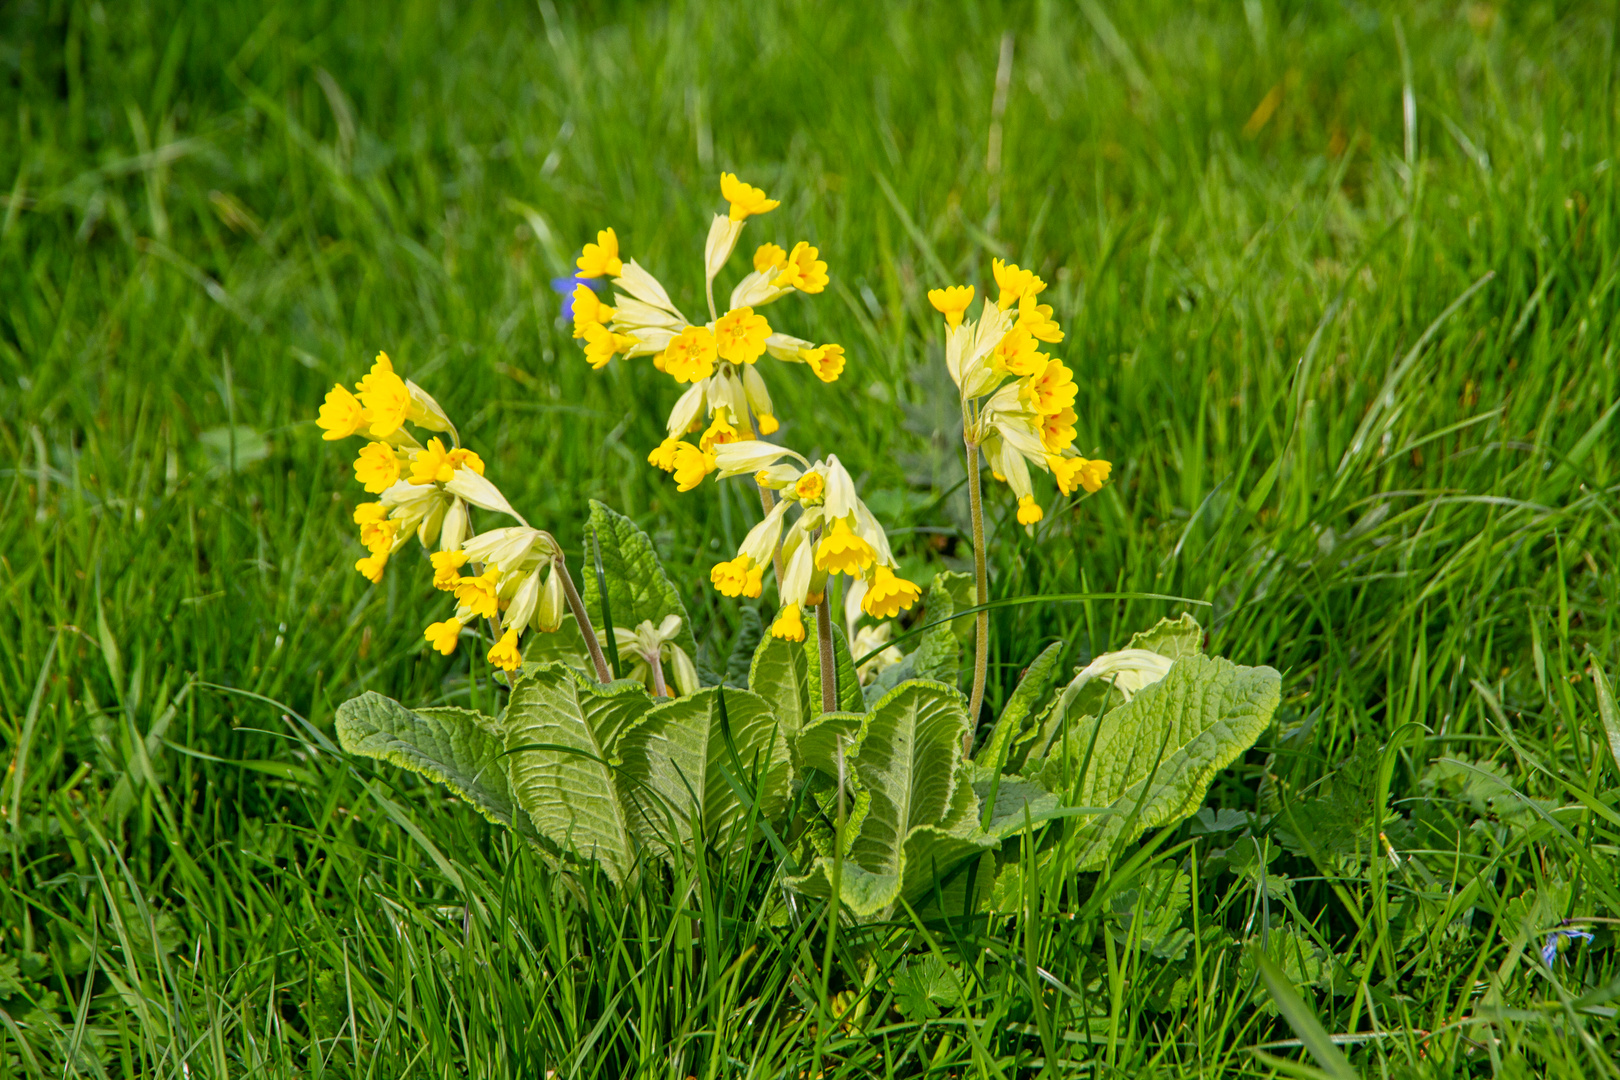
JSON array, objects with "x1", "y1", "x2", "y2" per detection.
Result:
[
  {"x1": 454, "y1": 566, "x2": 502, "y2": 620},
  {"x1": 799, "y1": 343, "x2": 845, "y2": 382},
  {"x1": 662, "y1": 326, "x2": 718, "y2": 383},
  {"x1": 1078, "y1": 458, "x2": 1112, "y2": 493},
  {"x1": 862, "y1": 565, "x2": 921, "y2": 619},
  {"x1": 355, "y1": 353, "x2": 413, "y2": 438},
  {"x1": 772, "y1": 241, "x2": 828, "y2": 293},
  {"x1": 992, "y1": 259, "x2": 1046, "y2": 309},
  {"x1": 770, "y1": 604, "x2": 805, "y2": 641},
  {"x1": 698, "y1": 407, "x2": 744, "y2": 453},
  {"x1": 355, "y1": 551, "x2": 389, "y2": 583},
  {"x1": 721, "y1": 173, "x2": 780, "y2": 220},
  {"x1": 431, "y1": 548, "x2": 468, "y2": 589},
  {"x1": 711, "y1": 555, "x2": 764, "y2": 598},
  {"x1": 1016, "y1": 295, "x2": 1064, "y2": 343},
  {"x1": 1017, "y1": 494, "x2": 1044, "y2": 525},
  {"x1": 1041, "y1": 408, "x2": 1077, "y2": 453},
  {"x1": 317, "y1": 384, "x2": 370, "y2": 440},
  {"x1": 928, "y1": 285, "x2": 975, "y2": 328},
  {"x1": 991, "y1": 327, "x2": 1044, "y2": 377},
  {"x1": 571, "y1": 284, "x2": 614, "y2": 338},
  {"x1": 714, "y1": 307, "x2": 771, "y2": 364},
  {"x1": 794, "y1": 471, "x2": 826, "y2": 504},
  {"x1": 425, "y1": 618, "x2": 464, "y2": 656},
  {"x1": 753, "y1": 243, "x2": 788, "y2": 273},
  {"x1": 577, "y1": 228, "x2": 623, "y2": 278},
  {"x1": 488, "y1": 627, "x2": 523, "y2": 671},
  {"x1": 353, "y1": 502, "x2": 397, "y2": 555},
  {"x1": 1020, "y1": 358, "x2": 1077, "y2": 416},
  {"x1": 354, "y1": 442, "x2": 405, "y2": 493},
  {"x1": 671, "y1": 442, "x2": 716, "y2": 491},
  {"x1": 1048, "y1": 455, "x2": 1112, "y2": 495},
  {"x1": 648, "y1": 437, "x2": 682, "y2": 471},
  {"x1": 582, "y1": 322, "x2": 636, "y2": 370},
  {"x1": 757, "y1": 414, "x2": 780, "y2": 434},
  {"x1": 410, "y1": 437, "x2": 487, "y2": 484},
  {"x1": 815, "y1": 517, "x2": 876, "y2": 575}
]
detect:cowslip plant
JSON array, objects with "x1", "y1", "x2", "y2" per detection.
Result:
[{"x1": 319, "y1": 174, "x2": 1281, "y2": 918}]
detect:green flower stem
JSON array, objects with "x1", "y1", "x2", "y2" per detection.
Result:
[
  {"x1": 815, "y1": 597, "x2": 837, "y2": 714},
  {"x1": 556, "y1": 558, "x2": 613, "y2": 684},
  {"x1": 965, "y1": 440, "x2": 989, "y2": 754}
]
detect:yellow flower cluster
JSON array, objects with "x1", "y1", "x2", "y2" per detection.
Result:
[
  {"x1": 569, "y1": 175, "x2": 847, "y2": 491},
  {"x1": 317, "y1": 354, "x2": 565, "y2": 672},
  {"x1": 703, "y1": 442, "x2": 922, "y2": 641},
  {"x1": 928, "y1": 262, "x2": 1112, "y2": 524}
]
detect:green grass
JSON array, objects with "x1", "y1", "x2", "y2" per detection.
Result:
[{"x1": 3, "y1": 0, "x2": 1619, "y2": 1075}]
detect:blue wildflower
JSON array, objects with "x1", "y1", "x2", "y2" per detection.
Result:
[{"x1": 1541, "y1": 926, "x2": 1594, "y2": 966}]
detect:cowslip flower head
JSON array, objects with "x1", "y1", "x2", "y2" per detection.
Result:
[
  {"x1": 354, "y1": 502, "x2": 397, "y2": 555},
  {"x1": 577, "y1": 228, "x2": 623, "y2": 278},
  {"x1": 1048, "y1": 455, "x2": 1111, "y2": 496},
  {"x1": 355, "y1": 551, "x2": 388, "y2": 583},
  {"x1": 772, "y1": 241, "x2": 828, "y2": 293},
  {"x1": 992, "y1": 259, "x2": 1045, "y2": 309},
  {"x1": 1016, "y1": 294, "x2": 1064, "y2": 343},
  {"x1": 770, "y1": 604, "x2": 806, "y2": 642},
  {"x1": 410, "y1": 438, "x2": 486, "y2": 485},
  {"x1": 928, "y1": 285, "x2": 975, "y2": 329},
  {"x1": 753, "y1": 243, "x2": 787, "y2": 273},
  {"x1": 662, "y1": 326, "x2": 718, "y2": 383},
  {"x1": 799, "y1": 344, "x2": 846, "y2": 382},
  {"x1": 355, "y1": 442, "x2": 407, "y2": 494},
  {"x1": 714, "y1": 307, "x2": 771, "y2": 364},
  {"x1": 721, "y1": 173, "x2": 780, "y2": 220},
  {"x1": 453, "y1": 566, "x2": 503, "y2": 620},
  {"x1": 710, "y1": 555, "x2": 765, "y2": 599},
  {"x1": 356, "y1": 353, "x2": 414, "y2": 438},
  {"x1": 1020, "y1": 358, "x2": 1078, "y2": 416},
  {"x1": 431, "y1": 548, "x2": 469, "y2": 589},
  {"x1": 425, "y1": 618, "x2": 464, "y2": 656},
  {"x1": 488, "y1": 628, "x2": 523, "y2": 672},
  {"x1": 571, "y1": 285, "x2": 615, "y2": 338},
  {"x1": 863, "y1": 564, "x2": 922, "y2": 619},
  {"x1": 317, "y1": 384, "x2": 369, "y2": 440}
]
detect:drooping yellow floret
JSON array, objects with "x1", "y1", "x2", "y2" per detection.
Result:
[
  {"x1": 1021, "y1": 359, "x2": 1077, "y2": 416},
  {"x1": 770, "y1": 604, "x2": 805, "y2": 641},
  {"x1": 753, "y1": 243, "x2": 788, "y2": 273},
  {"x1": 710, "y1": 555, "x2": 763, "y2": 598},
  {"x1": 577, "y1": 228, "x2": 623, "y2": 278},
  {"x1": 355, "y1": 353, "x2": 413, "y2": 438},
  {"x1": 721, "y1": 173, "x2": 780, "y2": 220},
  {"x1": 992, "y1": 259, "x2": 1046, "y2": 309},
  {"x1": 799, "y1": 343, "x2": 845, "y2": 383},
  {"x1": 772, "y1": 241, "x2": 828, "y2": 293},
  {"x1": 488, "y1": 627, "x2": 523, "y2": 671},
  {"x1": 662, "y1": 326, "x2": 718, "y2": 383},
  {"x1": 927, "y1": 285, "x2": 975, "y2": 328},
  {"x1": 648, "y1": 437, "x2": 682, "y2": 471},
  {"x1": 411, "y1": 437, "x2": 486, "y2": 485},
  {"x1": 582, "y1": 322, "x2": 636, "y2": 370},
  {"x1": 698, "y1": 408, "x2": 744, "y2": 453},
  {"x1": 991, "y1": 327, "x2": 1044, "y2": 377},
  {"x1": 425, "y1": 618, "x2": 463, "y2": 656},
  {"x1": 454, "y1": 566, "x2": 503, "y2": 620},
  {"x1": 317, "y1": 384, "x2": 370, "y2": 440},
  {"x1": 353, "y1": 502, "x2": 397, "y2": 555},
  {"x1": 431, "y1": 548, "x2": 469, "y2": 589},
  {"x1": 1016, "y1": 294, "x2": 1064, "y2": 343},
  {"x1": 794, "y1": 471, "x2": 826, "y2": 503},
  {"x1": 714, "y1": 307, "x2": 771, "y2": 364},
  {"x1": 354, "y1": 442, "x2": 405, "y2": 494},
  {"x1": 1017, "y1": 494, "x2": 1044, "y2": 525},
  {"x1": 571, "y1": 284, "x2": 614, "y2": 338},
  {"x1": 355, "y1": 551, "x2": 389, "y2": 583},
  {"x1": 671, "y1": 442, "x2": 716, "y2": 491},
  {"x1": 757, "y1": 414, "x2": 780, "y2": 434},
  {"x1": 862, "y1": 565, "x2": 921, "y2": 619},
  {"x1": 815, "y1": 517, "x2": 876, "y2": 575},
  {"x1": 1078, "y1": 458, "x2": 1112, "y2": 493}
]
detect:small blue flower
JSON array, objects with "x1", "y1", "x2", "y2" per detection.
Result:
[
  {"x1": 1541, "y1": 927, "x2": 1594, "y2": 966},
  {"x1": 552, "y1": 262, "x2": 600, "y2": 323}
]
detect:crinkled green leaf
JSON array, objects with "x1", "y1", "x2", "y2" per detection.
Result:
[
  {"x1": 804, "y1": 619, "x2": 865, "y2": 713},
  {"x1": 335, "y1": 692, "x2": 537, "y2": 841},
  {"x1": 584, "y1": 500, "x2": 701, "y2": 680},
  {"x1": 1126, "y1": 613, "x2": 1205, "y2": 659},
  {"x1": 724, "y1": 605, "x2": 764, "y2": 688},
  {"x1": 1044, "y1": 654, "x2": 1281, "y2": 869},
  {"x1": 974, "y1": 641, "x2": 1064, "y2": 777},
  {"x1": 750, "y1": 631, "x2": 814, "y2": 738},
  {"x1": 502, "y1": 663, "x2": 654, "y2": 882},
  {"x1": 615, "y1": 686, "x2": 791, "y2": 856}
]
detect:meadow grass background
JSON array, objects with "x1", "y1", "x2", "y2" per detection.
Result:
[{"x1": 3, "y1": 0, "x2": 1620, "y2": 1075}]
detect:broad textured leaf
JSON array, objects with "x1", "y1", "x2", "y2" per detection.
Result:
[
  {"x1": 804, "y1": 620, "x2": 865, "y2": 713},
  {"x1": 502, "y1": 663, "x2": 654, "y2": 881},
  {"x1": 615, "y1": 686, "x2": 791, "y2": 855},
  {"x1": 724, "y1": 605, "x2": 764, "y2": 687},
  {"x1": 1126, "y1": 613, "x2": 1204, "y2": 659},
  {"x1": 335, "y1": 692, "x2": 537, "y2": 840},
  {"x1": 583, "y1": 500, "x2": 700, "y2": 677},
  {"x1": 750, "y1": 632, "x2": 814, "y2": 738},
  {"x1": 864, "y1": 574, "x2": 961, "y2": 705},
  {"x1": 786, "y1": 680, "x2": 995, "y2": 917},
  {"x1": 974, "y1": 641, "x2": 1064, "y2": 777},
  {"x1": 1044, "y1": 654, "x2": 1281, "y2": 869},
  {"x1": 521, "y1": 612, "x2": 590, "y2": 673}
]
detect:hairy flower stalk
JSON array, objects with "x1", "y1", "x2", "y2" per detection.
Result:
[
  {"x1": 317, "y1": 352, "x2": 613, "y2": 683},
  {"x1": 927, "y1": 268, "x2": 1113, "y2": 748}
]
